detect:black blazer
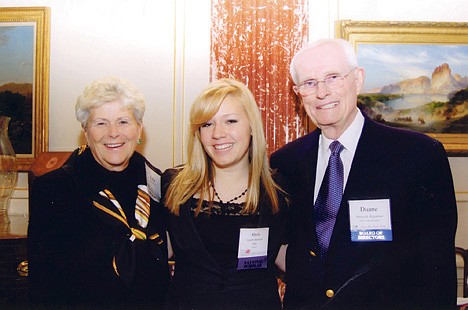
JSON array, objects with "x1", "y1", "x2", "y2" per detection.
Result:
[
  {"x1": 28, "y1": 149, "x2": 170, "y2": 308},
  {"x1": 162, "y1": 168, "x2": 288, "y2": 310},
  {"x1": 270, "y1": 113, "x2": 457, "y2": 309}
]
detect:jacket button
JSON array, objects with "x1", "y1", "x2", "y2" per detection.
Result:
[
  {"x1": 326, "y1": 289, "x2": 334, "y2": 298},
  {"x1": 309, "y1": 251, "x2": 316, "y2": 257}
]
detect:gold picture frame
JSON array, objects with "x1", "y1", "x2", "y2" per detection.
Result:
[
  {"x1": 0, "y1": 7, "x2": 50, "y2": 170},
  {"x1": 336, "y1": 20, "x2": 468, "y2": 156}
]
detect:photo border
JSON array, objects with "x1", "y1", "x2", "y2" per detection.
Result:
[
  {"x1": 0, "y1": 7, "x2": 50, "y2": 170},
  {"x1": 336, "y1": 20, "x2": 468, "y2": 156}
]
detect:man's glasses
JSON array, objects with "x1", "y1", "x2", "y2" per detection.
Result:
[{"x1": 293, "y1": 70, "x2": 354, "y2": 96}]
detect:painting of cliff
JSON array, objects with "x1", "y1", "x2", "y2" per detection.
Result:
[{"x1": 357, "y1": 44, "x2": 468, "y2": 134}]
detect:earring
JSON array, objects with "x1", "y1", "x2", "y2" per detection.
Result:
[{"x1": 137, "y1": 138, "x2": 142, "y2": 145}]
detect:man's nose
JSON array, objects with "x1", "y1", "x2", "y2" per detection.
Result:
[{"x1": 315, "y1": 81, "x2": 331, "y2": 99}]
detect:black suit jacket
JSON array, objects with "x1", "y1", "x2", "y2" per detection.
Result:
[
  {"x1": 270, "y1": 113, "x2": 457, "y2": 309},
  {"x1": 28, "y1": 148, "x2": 170, "y2": 308}
]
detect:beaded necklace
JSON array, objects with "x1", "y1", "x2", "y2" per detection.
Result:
[{"x1": 212, "y1": 183, "x2": 248, "y2": 204}]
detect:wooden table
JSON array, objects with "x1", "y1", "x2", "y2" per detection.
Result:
[{"x1": 0, "y1": 215, "x2": 28, "y2": 305}]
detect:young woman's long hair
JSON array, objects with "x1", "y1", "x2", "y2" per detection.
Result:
[{"x1": 165, "y1": 79, "x2": 282, "y2": 216}]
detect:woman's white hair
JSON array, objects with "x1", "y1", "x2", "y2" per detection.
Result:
[{"x1": 75, "y1": 76, "x2": 146, "y2": 127}]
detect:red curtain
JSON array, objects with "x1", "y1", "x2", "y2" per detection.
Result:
[{"x1": 211, "y1": 0, "x2": 309, "y2": 154}]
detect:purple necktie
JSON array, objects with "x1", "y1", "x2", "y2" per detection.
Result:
[{"x1": 314, "y1": 140, "x2": 344, "y2": 260}]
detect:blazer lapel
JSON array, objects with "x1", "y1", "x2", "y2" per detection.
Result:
[
  {"x1": 177, "y1": 200, "x2": 222, "y2": 274},
  {"x1": 328, "y1": 116, "x2": 389, "y2": 254},
  {"x1": 297, "y1": 131, "x2": 321, "y2": 245},
  {"x1": 344, "y1": 115, "x2": 390, "y2": 196}
]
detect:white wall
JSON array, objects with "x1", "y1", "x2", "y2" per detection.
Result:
[
  {"x1": 2, "y1": 0, "x2": 213, "y2": 168},
  {"x1": 4, "y1": 0, "x2": 212, "y2": 214},
  {"x1": 4, "y1": 0, "x2": 468, "y2": 247}
]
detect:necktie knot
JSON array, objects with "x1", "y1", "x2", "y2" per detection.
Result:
[{"x1": 330, "y1": 140, "x2": 344, "y2": 156}]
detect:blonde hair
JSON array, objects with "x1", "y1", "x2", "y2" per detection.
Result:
[{"x1": 165, "y1": 78, "x2": 281, "y2": 215}]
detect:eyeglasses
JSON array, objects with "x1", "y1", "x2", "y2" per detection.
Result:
[{"x1": 293, "y1": 70, "x2": 354, "y2": 96}]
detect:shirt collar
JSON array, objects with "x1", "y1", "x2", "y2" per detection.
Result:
[{"x1": 319, "y1": 108, "x2": 364, "y2": 155}]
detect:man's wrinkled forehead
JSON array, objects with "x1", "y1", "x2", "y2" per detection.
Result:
[{"x1": 295, "y1": 43, "x2": 349, "y2": 81}]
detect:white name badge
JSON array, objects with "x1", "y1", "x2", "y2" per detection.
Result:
[
  {"x1": 349, "y1": 199, "x2": 393, "y2": 242},
  {"x1": 145, "y1": 163, "x2": 161, "y2": 202},
  {"x1": 237, "y1": 227, "x2": 269, "y2": 270}
]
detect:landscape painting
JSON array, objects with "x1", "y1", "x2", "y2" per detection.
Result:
[
  {"x1": 336, "y1": 20, "x2": 468, "y2": 155},
  {"x1": 0, "y1": 7, "x2": 50, "y2": 170},
  {"x1": 0, "y1": 25, "x2": 34, "y2": 155},
  {"x1": 357, "y1": 44, "x2": 468, "y2": 134}
]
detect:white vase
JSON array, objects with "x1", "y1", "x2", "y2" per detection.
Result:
[{"x1": 0, "y1": 116, "x2": 18, "y2": 225}]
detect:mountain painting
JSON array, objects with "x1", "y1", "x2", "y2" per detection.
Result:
[{"x1": 357, "y1": 44, "x2": 468, "y2": 134}]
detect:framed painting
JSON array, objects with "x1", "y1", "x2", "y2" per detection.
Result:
[
  {"x1": 0, "y1": 7, "x2": 50, "y2": 171},
  {"x1": 336, "y1": 20, "x2": 468, "y2": 156}
]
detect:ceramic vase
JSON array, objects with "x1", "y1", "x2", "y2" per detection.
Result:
[{"x1": 0, "y1": 116, "x2": 18, "y2": 225}]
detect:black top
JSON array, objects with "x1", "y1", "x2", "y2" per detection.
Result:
[
  {"x1": 162, "y1": 168, "x2": 289, "y2": 310},
  {"x1": 191, "y1": 199, "x2": 260, "y2": 268},
  {"x1": 28, "y1": 147, "x2": 170, "y2": 308}
]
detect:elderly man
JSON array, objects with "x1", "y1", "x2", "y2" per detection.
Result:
[{"x1": 270, "y1": 38, "x2": 457, "y2": 309}]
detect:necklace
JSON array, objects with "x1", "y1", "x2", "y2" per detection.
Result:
[{"x1": 212, "y1": 183, "x2": 248, "y2": 204}]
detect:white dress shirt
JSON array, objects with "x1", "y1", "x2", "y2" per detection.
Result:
[{"x1": 314, "y1": 108, "x2": 365, "y2": 203}]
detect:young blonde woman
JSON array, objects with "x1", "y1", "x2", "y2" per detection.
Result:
[{"x1": 162, "y1": 79, "x2": 288, "y2": 309}]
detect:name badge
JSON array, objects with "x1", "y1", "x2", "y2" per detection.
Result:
[
  {"x1": 145, "y1": 163, "x2": 161, "y2": 202},
  {"x1": 237, "y1": 227, "x2": 269, "y2": 270},
  {"x1": 349, "y1": 199, "x2": 393, "y2": 242}
]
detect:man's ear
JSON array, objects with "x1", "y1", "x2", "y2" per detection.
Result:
[{"x1": 355, "y1": 67, "x2": 366, "y2": 94}]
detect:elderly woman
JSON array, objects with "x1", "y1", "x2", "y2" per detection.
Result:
[
  {"x1": 162, "y1": 79, "x2": 289, "y2": 309},
  {"x1": 28, "y1": 76, "x2": 169, "y2": 308}
]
